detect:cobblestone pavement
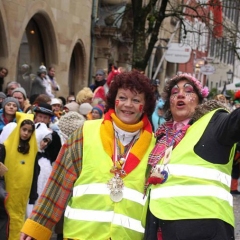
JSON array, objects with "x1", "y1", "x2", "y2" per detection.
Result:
[{"x1": 50, "y1": 192, "x2": 240, "y2": 240}]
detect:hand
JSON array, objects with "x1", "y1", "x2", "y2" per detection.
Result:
[{"x1": 20, "y1": 232, "x2": 33, "y2": 240}]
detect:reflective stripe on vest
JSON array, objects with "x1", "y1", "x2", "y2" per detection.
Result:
[
  {"x1": 64, "y1": 119, "x2": 155, "y2": 240},
  {"x1": 73, "y1": 183, "x2": 147, "y2": 206},
  {"x1": 65, "y1": 206, "x2": 145, "y2": 233},
  {"x1": 157, "y1": 164, "x2": 231, "y2": 187},
  {"x1": 151, "y1": 185, "x2": 232, "y2": 206},
  {"x1": 149, "y1": 109, "x2": 235, "y2": 227}
]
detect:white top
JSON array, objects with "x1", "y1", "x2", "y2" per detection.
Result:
[{"x1": 113, "y1": 122, "x2": 140, "y2": 146}]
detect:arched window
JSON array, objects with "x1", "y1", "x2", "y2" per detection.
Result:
[{"x1": 16, "y1": 13, "x2": 58, "y2": 97}]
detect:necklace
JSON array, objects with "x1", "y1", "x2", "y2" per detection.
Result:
[{"x1": 107, "y1": 133, "x2": 137, "y2": 202}]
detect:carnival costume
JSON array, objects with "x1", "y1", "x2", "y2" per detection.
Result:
[{"x1": 4, "y1": 112, "x2": 37, "y2": 240}]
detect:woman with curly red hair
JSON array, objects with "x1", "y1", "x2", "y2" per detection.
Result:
[{"x1": 20, "y1": 70, "x2": 156, "y2": 240}]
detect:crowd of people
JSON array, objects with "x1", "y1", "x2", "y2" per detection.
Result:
[{"x1": 0, "y1": 65, "x2": 239, "y2": 240}]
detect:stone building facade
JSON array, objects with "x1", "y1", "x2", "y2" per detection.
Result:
[
  {"x1": 0, "y1": 0, "x2": 180, "y2": 97},
  {"x1": 0, "y1": 0, "x2": 92, "y2": 97}
]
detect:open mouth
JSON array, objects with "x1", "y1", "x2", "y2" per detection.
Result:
[{"x1": 177, "y1": 101, "x2": 185, "y2": 106}]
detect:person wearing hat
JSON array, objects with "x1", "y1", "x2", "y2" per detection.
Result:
[
  {"x1": 63, "y1": 101, "x2": 80, "y2": 114},
  {"x1": 30, "y1": 65, "x2": 47, "y2": 97},
  {"x1": 0, "y1": 92, "x2": 6, "y2": 109},
  {"x1": 34, "y1": 102, "x2": 54, "y2": 126},
  {"x1": 58, "y1": 111, "x2": 85, "y2": 143},
  {"x1": 89, "y1": 69, "x2": 107, "y2": 92},
  {"x1": 12, "y1": 87, "x2": 31, "y2": 113},
  {"x1": 20, "y1": 70, "x2": 156, "y2": 240},
  {"x1": 33, "y1": 102, "x2": 62, "y2": 164},
  {"x1": 91, "y1": 104, "x2": 104, "y2": 120},
  {"x1": 51, "y1": 98, "x2": 63, "y2": 119},
  {"x1": 0, "y1": 97, "x2": 20, "y2": 133},
  {"x1": 144, "y1": 73, "x2": 240, "y2": 240},
  {"x1": 79, "y1": 102, "x2": 93, "y2": 120}
]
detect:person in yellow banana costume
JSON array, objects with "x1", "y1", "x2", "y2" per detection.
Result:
[{"x1": 2, "y1": 112, "x2": 37, "y2": 240}]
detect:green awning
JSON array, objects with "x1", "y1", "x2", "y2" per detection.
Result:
[{"x1": 235, "y1": 83, "x2": 240, "y2": 87}]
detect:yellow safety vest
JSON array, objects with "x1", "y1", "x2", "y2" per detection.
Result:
[
  {"x1": 149, "y1": 109, "x2": 235, "y2": 226},
  {"x1": 64, "y1": 120, "x2": 155, "y2": 240}
]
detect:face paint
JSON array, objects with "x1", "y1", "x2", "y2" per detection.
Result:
[
  {"x1": 170, "y1": 80, "x2": 199, "y2": 122},
  {"x1": 184, "y1": 83, "x2": 194, "y2": 92},
  {"x1": 115, "y1": 88, "x2": 145, "y2": 124},
  {"x1": 170, "y1": 83, "x2": 195, "y2": 99},
  {"x1": 170, "y1": 85, "x2": 179, "y2": 95}
]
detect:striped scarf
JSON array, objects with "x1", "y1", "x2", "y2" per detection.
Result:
[
  {"x1": 100, "y1": 109, "x2": 152, "y2": 175},
  {"x1": 148, "y1": 121, "x2": 190, "y2": 167}
]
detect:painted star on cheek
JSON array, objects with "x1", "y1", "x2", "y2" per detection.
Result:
[{"x1": 115, "y1": 100, "x2": 119, "y2": 107}]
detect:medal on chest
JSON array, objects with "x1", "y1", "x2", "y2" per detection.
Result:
[
  {"x1": 108, "y1": 156, "x2": 126, "y2": 202},
  {"x1": 107, "y1": 135, "x2": 136, "y2": 202},
  {"x1": 107, "y1": 174, "x2": 124, "y2": 202}
]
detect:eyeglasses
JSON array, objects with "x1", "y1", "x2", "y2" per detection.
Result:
[
  {"x1": 96, "y1": 74, "x2": 103, "y2": 76},
  {"x1": 69, "y1": 100, "x2": 76, "y2": 102}
]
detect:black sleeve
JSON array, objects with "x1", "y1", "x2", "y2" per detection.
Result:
[
  {"x1": 194, "y1": 109, "x2": 240, "y2": 164},
  {"x1": 45, "y1": 131, "x2": 62, "y2": 164},
  {"x1": 212, "y1": 108, "x2": 240, "y2": 145},
  {"x1": 0, "y1": 144, "x2": 6, "y2": 164},
  {"x1": 28, "y1": 153, "x2": 40, "y2": 204}
]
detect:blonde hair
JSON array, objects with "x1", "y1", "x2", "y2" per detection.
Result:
[{"x1": 76, "y1": 87, "x2": 93, "y2": 104}]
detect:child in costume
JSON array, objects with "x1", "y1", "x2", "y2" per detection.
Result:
[
  {"x1": 0, "y1": 112, "x2": 37, "y2": 240},
  {"x1": 27, "y1": 123, "x2": 52, "y2": 216}
]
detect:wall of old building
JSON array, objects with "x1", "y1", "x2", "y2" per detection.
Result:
[{"x1": 0, "y1": 0, "x2": 92, "y2": 97}]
